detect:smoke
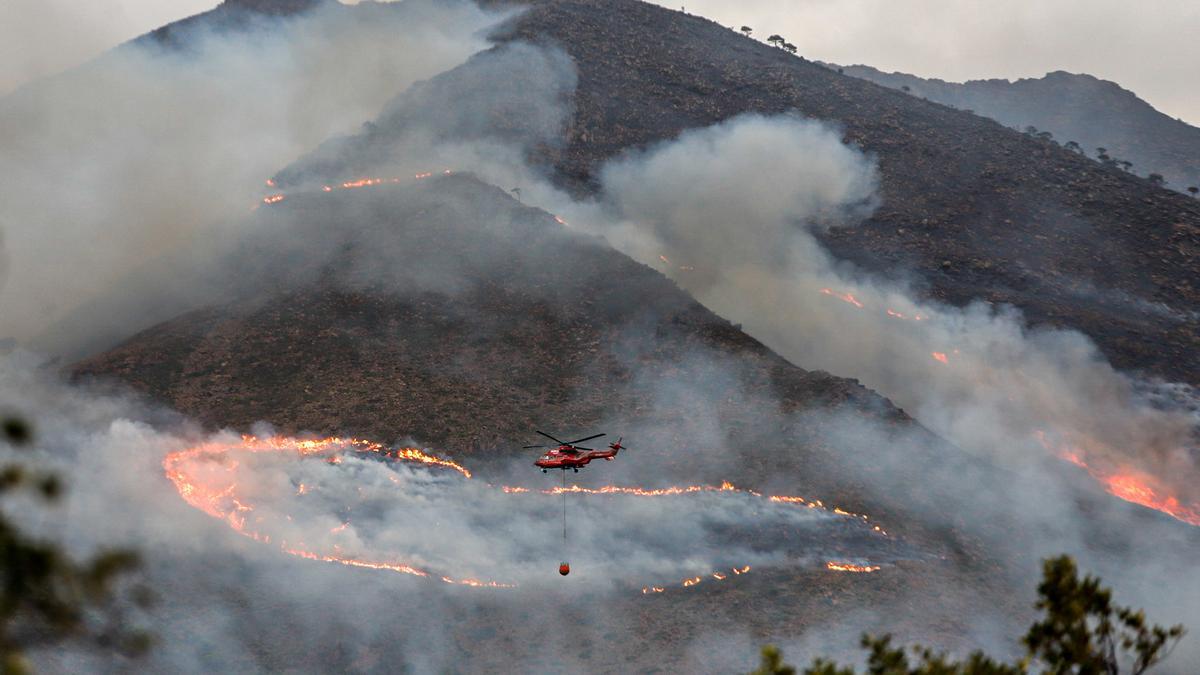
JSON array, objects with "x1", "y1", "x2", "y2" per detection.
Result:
[
  {"x1": 2, "y1": 0, "x2": 1198, "y2": 670},
  {"x1": 0, "y1": 350, "x2": 904, "y2": 672},
  {"x1": 588, "y1": 112, "x2": 1199, "y2": 515},
  {"x1": 582, "y1": 111, "x2": 1200, "y2": 665},
  {"x1": 0, "y1": 0, "x2": 508, "y2": 358}
]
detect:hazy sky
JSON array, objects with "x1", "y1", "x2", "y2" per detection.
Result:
[{"x1": 2, "y1": 0, "x2": 1198, "y2": 125}]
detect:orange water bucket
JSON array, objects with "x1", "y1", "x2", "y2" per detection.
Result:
[{"x1": 559, "y1": 562, "x2": 570, "y2": 576}]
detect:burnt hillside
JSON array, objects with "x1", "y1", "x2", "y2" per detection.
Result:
[
  {"x1": 74, "y1": 175, "x2": 904, "y2": 487},
  {"x1": 470, "y1": 0, "x2": 1200, "y2": 387}
]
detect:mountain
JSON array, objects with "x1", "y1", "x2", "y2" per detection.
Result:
[
  {"x1": 300, "y1": 0, "x2": 1194, "y2": 390},
  {"x1": 37, "y1": 0, "x2": 1200, "y2": 668},
  {"x1": 833, "y1": 65, "x2": 1200, "y2": 195}
]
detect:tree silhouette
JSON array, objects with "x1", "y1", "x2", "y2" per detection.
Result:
[
  {"x1": 0, "y1": 415, "x2": 152, "y2": 671},
  {"x1": 1148, "y1": 173, "x2": 1166, "y2": 186},
  {"x1": 784, "y1": 43, "x2": 798, "y2": 54},
  {"x1": 1064, "y1": 140, "x2": 1082, "y2": 153},
  {"x1": 740, "y1": 26, "x2": 753, "y2": 37},
  {"x1": 1187, "y1": 186, "x2": 1198, "y2": 197},
  {"x1": 767, "y1": 34, "x2": 784, "y2": 48},
  {"x1": 750, "y1": 555, "x2": 1185, "y2": 675}
]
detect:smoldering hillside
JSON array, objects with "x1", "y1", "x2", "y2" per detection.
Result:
[{"x1": 2, "y1": 0, "x2": 1200, "y2": 672}]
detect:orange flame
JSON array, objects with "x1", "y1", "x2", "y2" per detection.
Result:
[
  {"x1": 826, "y1": 561, "x2": 881, "y2": 573},
  {"x1": 1035, "y1": 431, "x2": 1200, "y2": 527},
  {"x1": 931, "y1": 352, "x2": 949, "y2": 364},
  {"x1": 820, "y1": 288, "x2": 864, "y2": 309},
  {"x1": 166, "y1": 436, "x2": 888, "y2": 592}
]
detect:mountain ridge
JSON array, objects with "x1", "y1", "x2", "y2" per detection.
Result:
[{"x1": 833, "y1": 64, "x2": 1200, "y2": 194}]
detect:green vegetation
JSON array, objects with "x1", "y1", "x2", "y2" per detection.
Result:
[
  {"x1": 0, "y1": 414, "x2": 152, "y2": 673},
  {"x1": 750, "y1": 556, "x2": 1185, "y2": 675}
]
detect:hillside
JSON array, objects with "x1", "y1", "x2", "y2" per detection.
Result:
[
  {"x1": 53, "y1": 2, "x2": 1200, "y2": 669},
  {"x1": 458, "y1": 0, "x2": 1199, "y2": 388},
  {"x1": 835, "y1": 65, "x2": 1200, "y2": 194},
  {"x1": 74, "y1": 175, "x2": 911, "y2": 497}
]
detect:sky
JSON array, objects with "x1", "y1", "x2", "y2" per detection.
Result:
[{"x1": 1, "y1": 0, "x2": 1198, "y2": 126}]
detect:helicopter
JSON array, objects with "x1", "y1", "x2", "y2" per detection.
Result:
[
  {"x1": 526, "y1": 431, "x2": 628, "y2": 577},
  {"x1": 525, "y1": 431, "x2": 624, "y2": 473}
]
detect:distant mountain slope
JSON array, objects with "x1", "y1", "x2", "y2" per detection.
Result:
[
  {"x1": 462, "y1": 0, "x2": 1200, "y2": 387},
  {"x1": 834, "y1": 66, "x2": 1200, "y2": 194}
]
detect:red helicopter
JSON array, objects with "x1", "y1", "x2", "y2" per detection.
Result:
[{"x1": 526, "y1": 431, "x2": 624, "y2": 473}]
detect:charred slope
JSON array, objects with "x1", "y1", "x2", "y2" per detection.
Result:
[
  {"x1": 73, "y1": 175, "x2": 901, "y2": 488},
  {"x1": 835, "y1": 65, "x2": 1200, "y2": 194},
  {"x1": 456, "y1": 0, "x2": 1199, "y2": 386}
]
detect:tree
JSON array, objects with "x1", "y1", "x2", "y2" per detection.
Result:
[
  {"x1": 1035, "y1": 131, "x2": 1054, "y2": 142},
  {"x1": 1025, "y1": 126, "x2": 1039, "y2": 136},
  {"x1": 1119, "y1": 160, "x2": 1134, "y2": 173},
  {"x1": 1064, "y1": 140, "x2": 1082, "y2": 154},
  {"x1": 740, "y1": 26, "x2": 753, "y2": 37},
  {"x1": 0, "y1": 414, "x2": 152, "y2": 672},
  {"x1": 1025, "y1": 556, "x2": 1183, "y2": 675},
  {"x1": 749, "y1": 555, "x2": 1185, "y2": 675},
  {"x1": 784, "y1": 43, "x2": 798, "y2": 54},
  {"x1": 751, "y1": 645, "x2": 796, "y2": 675},
  {"x1": 1096, "y1": 147, "x2": 1110, "y2": 161},
  {"x1": 1187, "y1": 186, "x2": 1198, "y2": 197},
  {"x1": 767, "y1": 34, "x2": 784, "y2": 48},
  {"x1": 1148, "y1": 173, "x2": 1166, "y2": 186}
]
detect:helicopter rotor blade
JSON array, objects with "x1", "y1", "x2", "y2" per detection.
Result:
[
  {"x1": 536, "y1": 430, "x2": 567, "y2": 445},
  {"x1": 565, "y1": 433, "x2": 605, "y2": 445},
  {"x1": 522, "y1": 445, "x2": 547, "y2": 449}
]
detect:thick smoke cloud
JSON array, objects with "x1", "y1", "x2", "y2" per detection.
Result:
[
  {"x1": 592, "y1": 112, "x2": 1198, "y2": 514},
  {"x1": 585, "y1": 112, "x2": 1200, "y2": 665},
  {"x1": 0, "y1": 0, "x2": 506, "y2": 358}
]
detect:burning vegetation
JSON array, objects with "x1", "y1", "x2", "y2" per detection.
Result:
[{"x1": 164, "y1": 435, "x2": 892, "y2": 592}]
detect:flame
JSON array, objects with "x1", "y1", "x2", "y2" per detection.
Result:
[
  {"x1": 166, "y1": 435, "x2": 887, "y2": 592},
  {"x1": 659, "y1": 255, "x2": 671, "y2": 264},
  {"x1": 260, "y1": 170, "x2": 456, "y2": 207},
  {"x1": 931, "y1": 352, "x2": 949, "y2": 364},
  {"x1": 1035, "y1": 431, "x2": 1200, "y2": 527},
  {"x1": 826, "y1": 561, "x2": 881, "y2": 573},
  {"x1": 554, "y1": 216, "x2": 568, "y2": 226},
  {"x1": 162, "y1": 435, "x2": 499, "y2": 586},
  {"x1": 820, "y1": 287, "x2": 864, "y2": 308}
]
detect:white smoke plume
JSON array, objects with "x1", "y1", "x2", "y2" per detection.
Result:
[
  {"x1": 0, "y1": 0, "x2": 508, "y2": 358},
  {"x1": 588, "y1": 112, "x2": 1199, "y2": 522}
]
